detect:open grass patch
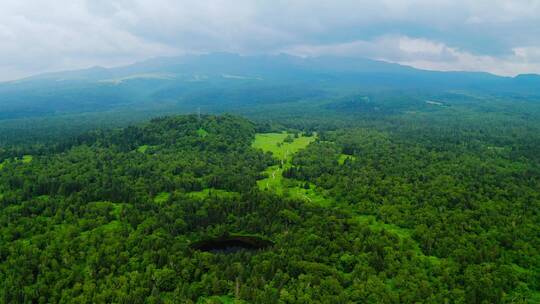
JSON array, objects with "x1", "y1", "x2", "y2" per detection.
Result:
[
  {"x1": 252, "y1": 132, "x2": 315, "y2": 162},
  {"x1": 137, "y1": 145, "x2": 150, "y2": 153},
  {"x1": 253, "y1": 132, "x2": 316, "y2": 192},
  {"x1": 0, "y1": 155, "x2": 33, "y2": 168},
  {"x1": 154, "y1": 192, "x2": 171, "y2": 204},
  {"x1": 253, "y1": 132, "x2": 320, "y2": 203},
  {"x1": 338, "y1": 154, "x2": 356, "y2": 165},
  {"x1": 287, "y1": 185, "x2": 331, "y2": 207},
  {"x1": 252, "y1": 133, "x2": 288, "y2": 157},
  {"x1": 137, "y1": 145, "x2": 160, "y2": 153},
  {"x1": 197, "y1": 128, "x2": 209, "y2": 138},
  {"x1": 257, "y1": 165, "x2": 284, "y2": 193}
]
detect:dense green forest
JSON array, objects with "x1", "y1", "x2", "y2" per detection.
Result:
[{"x1": 0, "y1": 108, "x2": 539, "y2": 303}]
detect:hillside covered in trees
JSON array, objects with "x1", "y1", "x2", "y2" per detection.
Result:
[{"x1": 0, "y1": 114, "x2": 539, "y2": 303}]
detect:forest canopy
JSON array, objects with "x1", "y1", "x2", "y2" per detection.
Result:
[{"x1": 0, "y1": 113, "x2": 539, "y2": 303}]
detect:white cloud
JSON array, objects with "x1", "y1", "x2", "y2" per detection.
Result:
[
  {"x1": 284, "y1": 35, "x2": 540, "y2": 76},
  {"x1": 1, "y1": 0, "x2": 540, "y2": 80},
  {"x1": 399, "y1": 43, "x2": 540, "y2": 76},
  {"x1": 398, "y1": 37, "x2": 445, "y2": 55}
]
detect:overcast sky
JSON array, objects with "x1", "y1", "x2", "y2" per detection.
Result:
[{"x1": 1, "y1": 0, "x2": 540, "y2": 80}]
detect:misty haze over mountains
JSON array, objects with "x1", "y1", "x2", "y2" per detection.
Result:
[{"x1": 1, "y1": 53, "x2": 539, "y2": 120}]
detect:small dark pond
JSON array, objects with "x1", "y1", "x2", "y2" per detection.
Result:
[{"x1": 191, "y1": 235, "x2": 273, "y2": 253}]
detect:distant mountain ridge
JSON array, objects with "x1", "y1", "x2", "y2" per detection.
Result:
[
  {"x1": 11, "y1": 52, "x2": 538, "y2": 84},
  {"x1": 0, "y1": 53, "x2": 538, "y2": 120}
]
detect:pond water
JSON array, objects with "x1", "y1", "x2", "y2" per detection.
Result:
[{"x1": 191, "y1": 235, "x2": 273, "y2": 253}]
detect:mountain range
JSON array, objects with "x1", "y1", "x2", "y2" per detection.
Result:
[{"x1": 1, "y1": 53, "x2": 539, "y2": 120}]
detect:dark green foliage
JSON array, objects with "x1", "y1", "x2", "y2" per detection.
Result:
[{"x1": 286, "y1": 120, "x2": 540, "y2": 302}]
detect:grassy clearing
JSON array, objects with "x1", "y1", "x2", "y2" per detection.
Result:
[
  {"x1": 154, "y1": 192, "x2": 170, "y2": 204},
  {"x1": 287, "y1": 185, "x2": 331, "y2": 207},
  {"x1": 137, "y1": 145, "x2": 149, "y2": 153},
  {"x1": 197, "y1": 128, "x2": 209, "y2": 138},
  {"x1": 257, "y1": 165, "x2": 284, "y2": 193},
  {"x1": 252, "y1": 132, "x2": 315, "y2": 162},
  {"x1": 252, "y1": 133, "x2": 288, "y2": 157},
  {"x1": 137, "y1": 145, "x2": 159, "y2": 153},
  {"x1": 253, "y1": 132, "x2": 331, "y2": 206},
  {"x1": 257, "y1": 168, "x2": 331, "y2": 207},
  {"x1": 0, "y1": 155, "x2": 33, "y2": 169},
  {"x1": 338, "y1": 154, "x2": 356, "y2": 165},
  {"x1": 253, "y1": 132, "x2": 316, "y2": 195}
]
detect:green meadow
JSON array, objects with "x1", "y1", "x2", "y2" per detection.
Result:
[
  {"x1": 252, "y1": 132, "x2": 316, "y2": 197},
  {"x1": 252, "y1": 132, "x2": 315, "y2": 162}
]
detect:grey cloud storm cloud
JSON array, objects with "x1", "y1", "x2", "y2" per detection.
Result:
[{"x1": 1, "y1": 0, "x2": 540, "y2": 80}]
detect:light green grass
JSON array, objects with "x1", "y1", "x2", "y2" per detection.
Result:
[
  {"x1": 338, "y1": 154, "x2": 356, "y2": 165},
  {"x1": 257, "y1": 165, "x2": 284, "y2": 193},
  {"x1": 137, "y1": 144, "x2": 160, "y2": 153},
  {"x1": 287, "y1": 185, "x2": 331, "y2": 207},
  {"x1": 154, "y1": 192, "x2": 170, "y2": 204},
  {"x1": 1, "y1": 155, "x2": 33, "y2": 168},
  {"x1": 252, "y1": 133, "x2": 288, "y2": 159},
  {"x1": 197, "y1": 128, "x2": 209, "y2": 138},
  {"x1": 253, "y1": 132, "x2": 316, "y2": 195},
  {"x1": 137, "y1": 145, "x2": 149, "y2": 153},
  {"x1": 253, "y1": 133, "x2": 321, "y2": 205},
  {"x1": 252, "y1": 132, "x2": 315, "y2": 161}
]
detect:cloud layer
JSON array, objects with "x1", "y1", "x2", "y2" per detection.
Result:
[{"x1": 1, "y1": 0, "x2": 540, "y2": 80}]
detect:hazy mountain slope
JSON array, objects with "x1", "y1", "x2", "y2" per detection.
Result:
[{"x1": 0, "y1": 53, "x2": 538, "y2": 120}]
